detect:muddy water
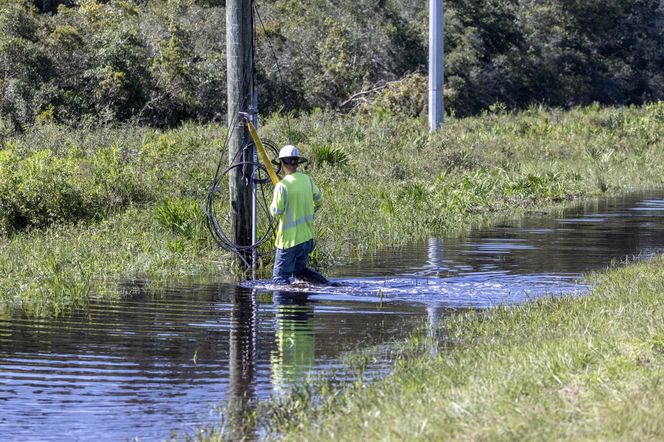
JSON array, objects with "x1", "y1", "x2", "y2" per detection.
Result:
[{"x1": 2, "y1": 191, "x2": 664, "y2": 441}]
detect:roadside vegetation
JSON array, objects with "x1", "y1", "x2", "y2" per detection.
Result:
[
  {"x1": 1, "y1": 0, "x2": 662, "y2": 129},
  {"x1": 253, "y1": 253, "x2": 664, "y2": 441},
  {"x1": 0, "y1": 102, "x2": 663, "y2": 316}
]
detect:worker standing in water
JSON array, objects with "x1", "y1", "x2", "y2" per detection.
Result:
[{"x1": 270, "y1": 145, "x2": 330, "y2": 285}]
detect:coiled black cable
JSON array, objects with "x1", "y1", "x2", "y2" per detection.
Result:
[{"x1": 203, "y1": 120, "x2": 280, "y2": 267}]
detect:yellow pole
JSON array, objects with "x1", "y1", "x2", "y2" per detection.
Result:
[{"x1": 242, "y1": 117, "x2": 280, "y2": 186}]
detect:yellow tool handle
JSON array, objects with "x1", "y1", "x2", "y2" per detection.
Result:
[{"x1": 244, "y1": 118, "x2": 280, "y2": 186}]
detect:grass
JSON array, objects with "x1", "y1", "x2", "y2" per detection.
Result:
[
  {"x1": 0, "y1": 102, "x2": 663, "y2": 316},
  {"x1": 276, "y1": 102, "x2": 664, "y2": 264},
  {"x1": 232, "y1": 255, "x2": 664, "y2": 441},
  {"x1": 0, "y1": 206, "x2": 230, "y2": 317}
]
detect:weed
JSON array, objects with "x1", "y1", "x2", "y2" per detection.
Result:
[
  {"x1": 311, "y1": 143, "x2": 350, "y2": 167},
  {"x1": 155, "y1": 198, "x2": 207, "y2": 241}
]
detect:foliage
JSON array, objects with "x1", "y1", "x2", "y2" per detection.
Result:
[
  {"x1": 0, "y1": 122, "x2": 224, "y2": 235},
  {"x1": 444, "y1": 0, "x2": 664, "y2": 115},
  {"x1": 155, "y1": 197, "x2": 208, "y2": 243},
  {"x1": 0, "y1": 0, "x2": 662, "y2": 127},
  {"x1": 349, "y1": 72, "x2": 429, "y2": 118},
  {"x1": 310, "y1": 143, "x2": 349, "y2": 168}
]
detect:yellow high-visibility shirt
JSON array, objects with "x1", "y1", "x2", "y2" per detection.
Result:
[{"x1": 269, "y1": 172, "x2": 322, "y2": 249}]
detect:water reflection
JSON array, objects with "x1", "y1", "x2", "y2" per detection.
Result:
[
  {"x1": 271, "y1": 292, "x2": 315, "y2": 394},
  {"x1": 227, "y1": 287, "x2": 257, "y2": 440},
  {"x1": 426, "y1": 237, "x2": 444, "y2": 276},
  {"x1": 426, "y1": 304, "x2": 445, "y2": 358}
]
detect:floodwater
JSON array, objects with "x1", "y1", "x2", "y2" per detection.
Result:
[{"x1": 2, "y1": 191, "x2": 664, "y2": 441}]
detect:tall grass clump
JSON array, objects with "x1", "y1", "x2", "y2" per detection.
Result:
[
  {"x1": 156, "y1": 197, "x2": 211, "y2": 254},
  {"x1": 310, "y1": 143, "x2": 350, "y2": 167}
]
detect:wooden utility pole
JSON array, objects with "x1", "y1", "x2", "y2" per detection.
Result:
[{"x1": 227, "y1": 0, "x2": 254, "y2": 263}]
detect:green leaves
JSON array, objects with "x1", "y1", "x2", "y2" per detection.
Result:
[
  {"x1": 0, "y1": 122, "x2": 222, "y2": 235},
  {"x1": 0, "y1": 0, "x2": 662, "y2": 127},
  {"x1": 311, "y1": 144, "x2": 350, "y2": 168},
  {"x1": 155, "y1": 197, "x2": 207, "y2": 242}
]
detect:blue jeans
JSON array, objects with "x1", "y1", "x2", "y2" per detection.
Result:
[{"x1": 272, "y1": 239, "x2": 328, "y2": 284}]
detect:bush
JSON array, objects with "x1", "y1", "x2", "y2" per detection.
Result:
[
  {"x1": 1, "y1": 0, "x2": 663, "y2": 126},
  {"x1": 155, "y1": 197, "x2": 207, "y2": 242},
  {"x1": 0, "y1": 122, "x2": 221, "y2": 236}
]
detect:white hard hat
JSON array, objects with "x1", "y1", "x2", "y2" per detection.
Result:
[{"x1": 276, "y1": 145, "x2": 307, "y2": 163}]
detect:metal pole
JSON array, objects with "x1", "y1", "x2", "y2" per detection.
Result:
[
  {"x1": 251, "y1": 91, "x2": 258, "y2": 278},
  {"x1": 227, "y1": 0, "x2": 254, "y2": 265},
  {"x1": 429, "y1": 0, "x2": 444, "y2": 132}
]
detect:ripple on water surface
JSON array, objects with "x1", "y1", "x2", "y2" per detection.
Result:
[
  {"x1": 0, "y1": 284, "x2": 422, "y2": 441},
  {"x1": 4, "y1": 191, "x2": 664, "y2": 440}
]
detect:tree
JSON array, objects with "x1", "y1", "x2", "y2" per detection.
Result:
[{"x1": 0, "y1": 2, "x2": 52, "y2": 128}]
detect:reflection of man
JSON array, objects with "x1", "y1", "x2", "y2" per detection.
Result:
[
  {"x1": 271, "y1": 292, "x2": 315, "y2": 393},
  {"x1": 270, "y1": 145, "x2": 329, "y2": 285}
]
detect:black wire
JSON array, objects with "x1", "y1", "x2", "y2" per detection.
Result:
[
  {"x1": 204, "y1": 116, "x2": 279, "y2": 266},
  {"x1": 205, "y1": 163, "x2": 276, "y2": 249},
  {"x1": 210, "y1": 101, "x2": 241, "y2": 182}
]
